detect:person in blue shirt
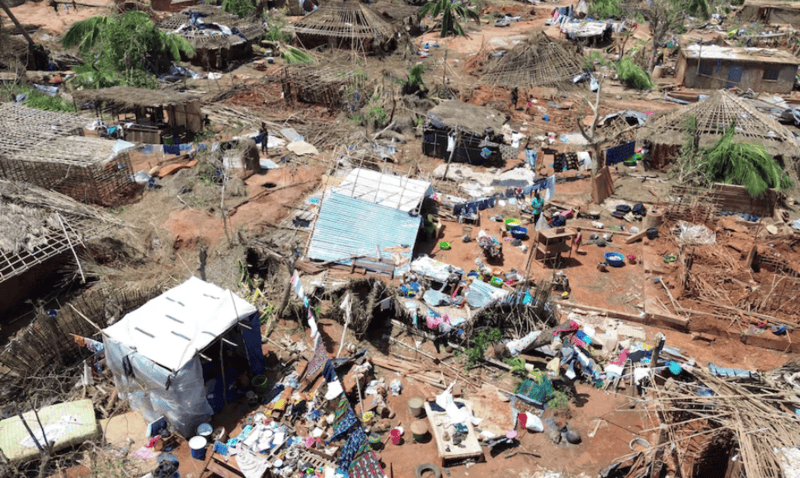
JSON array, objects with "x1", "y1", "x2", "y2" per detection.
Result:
[{"x1": 531, "y1": 190, "x2": 544, "y2": 225}]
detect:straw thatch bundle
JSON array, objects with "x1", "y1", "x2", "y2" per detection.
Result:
[{"x1": 480, "y1": 32, "x2": 585, "y2": 89}]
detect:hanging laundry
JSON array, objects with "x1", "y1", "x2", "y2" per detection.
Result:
[
  {"x1": 447, "y1": 134, "x2": 455, "y2": 153},
  {"x1": 605, "y1": 141, "x2": 636, "y2": 165}
]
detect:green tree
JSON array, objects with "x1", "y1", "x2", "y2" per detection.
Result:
[
  {"x1": 418, "y1": 0, "x2": 480, "y2": 37},
  {"x1": 62, "y1": 11, "x2": 195, "y2": 89},
  {"x1": 699, "y1": 122, "x2": 793, "y2": 196},
  {"x1": 222, "y1": 0, "x2": 257, "y2": 18},
  {"x1": 589, "y1": 0, "x2": 624, "y2": 19}
]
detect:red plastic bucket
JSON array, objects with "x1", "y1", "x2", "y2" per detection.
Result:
[{"x1": 390, "y1": 428, "x2": 402, "y2": 445}]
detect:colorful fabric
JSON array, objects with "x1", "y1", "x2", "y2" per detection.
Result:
[
  {"x1": 337, "y1": 427, "x2": 367, "y2": 474},
  {"x1": 610, "y1": 349, "x2": 629, "y2": 366},
  {"x1": 328, "y1": 407, "x2": 358, "y2": 443},
  {"x1": 553, "y1": 320, "x2": 579, "y2": 336},
  {"x1": 348, "y1": 447, "x2": 382, "y2": 478},
  {"x1": 290, "y1": 270, "x2": 309, "y2": 308},
  {"x1": 304, "y1": 335, "x2": 327, "y2": 380},
  {"x1": 425, "y1": 310, "x2": 450, "y2": 330}
]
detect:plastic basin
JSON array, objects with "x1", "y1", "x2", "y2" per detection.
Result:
[
  {"x1": 504, "y1": 218, "x2": 521, "y2": 230},
  {"x1": 510, "y1": 226, "x2": 528, "y2": 239},
  {"x1": 604, "y1": 252, "x2": 625, "y2": 267}
]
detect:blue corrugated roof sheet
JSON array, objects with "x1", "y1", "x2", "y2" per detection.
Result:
[{"x1": 307, "y1": 192, "x2": 421, "y2": 273}]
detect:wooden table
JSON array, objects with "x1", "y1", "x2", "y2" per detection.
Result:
[
  {"x1": 424, "y1": 400, "x2": 484, "y2": 466},
  {"x1": 533, "y1": 227, "x2": 577, "y2": 266}
]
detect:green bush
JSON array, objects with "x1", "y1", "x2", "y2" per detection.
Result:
[
  {"x1": 615, "y1": 57, "x2": 653, "y2": 90},
  {"x1": 222, "y1": 0, "x2": 256, "y2": 18},
  {"x1": 9, "y1": 85, "x2": 76, "y2": 113},
  {"x1": 589, "y1": 0, "x2": 624, "y2": 18},
  {"x1": 282, "y1": 47, "x2": 313, "y2": 64},
  {"x1": 264, "y1": 11, "x2": 292, "y2": 43}
]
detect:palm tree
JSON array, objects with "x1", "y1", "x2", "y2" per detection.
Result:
[
  {"x1": 418, "y1": 0, "x2": 480, "y2": 38},
  {"x1": 61, "y1": 15, "x2": 117, "y2": 54}
]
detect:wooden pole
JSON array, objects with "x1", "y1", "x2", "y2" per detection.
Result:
[
  {"x1": 0, "y1": 0, "x2": 35, "y2": 46},
  {"x1": 441, "y1": 131, "x2": 461, "y2": 181}
]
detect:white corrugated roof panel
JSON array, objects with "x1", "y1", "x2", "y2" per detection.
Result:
[{"x1": 332, "y1": 168, "x2": 431, "y2": 212}]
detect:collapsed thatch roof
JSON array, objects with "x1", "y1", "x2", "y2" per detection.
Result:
[
  {"x1": 0, "y1": 180, "x2": 119, "y2": 284},
  {"x1": 638, "y1": 90, "x2": 800, "y2": 157},
  {"x1": 292, "y1": 1, "x2": 395, "y2": 41},
  {"x1": 427, "y1": 100, "x2": 508, "y2": 136},
  {"x1": 0, "y1": 103, "x2": 88, "y2": 157},
  {"x1": 480, "y1": 32, "x2": 585, "y2": 89},
  {"x1": 5, "y1": 136, "x2": 121, "y2": 167},
  {"x1": 157, "y1": 5, "x2": 266, "y2": 49},
  {"x1": 73, "y1": 87, "x2": 202, "y2": 111}
]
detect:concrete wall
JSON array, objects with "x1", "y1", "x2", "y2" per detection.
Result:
[{"x1": 676, "y1": 54, "x2": 797, "y2": 94}]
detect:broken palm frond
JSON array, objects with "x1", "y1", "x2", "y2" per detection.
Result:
[
  {"x1": 615, "y1": 57, "x2": 653, "y2": 90},
  {"x1": 282, "y1": 47, "x2": 314, "y2": 65},
  {"x1": 479, "y1": 32, "x2": 585, "y2": 89},
  {"x1": 699, "y1": 122, "x2": 794, "y2": 197}
]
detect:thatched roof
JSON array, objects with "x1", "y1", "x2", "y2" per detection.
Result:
[
  {"x1": 6, "y1": 136, "x2": 121, "y2": 167},
  {"x1": 480, "y1": 32, "x2": 585, "y2": 89},
  {"x1": 638, "y1": 90, "x2": 800, "y2": 157},
  {"x1": 427, "y1": 100, "x2": 508, "y2": 136},
  {"x1": 73, "y1": 87, "x2": 202, "y2": 110},
  {"x1": 292, "y1": 1, "x2": 395, "y2": 41},
  {"x1": 0, "y1": 103, "x2": 87, "y2": 157},
  {"x1": 0, "y1": 180, "x2": 119, "y2": 284},
  {"x1": 157, "y1": 5, "x2": 266, "y2": 49}
]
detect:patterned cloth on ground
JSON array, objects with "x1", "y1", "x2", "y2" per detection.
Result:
[
  {"x1": 348, "y1": 446, "x2": 382, "y2": 478},
  {"x1": 518, "y1": 376, "x2": 554, "y2": 403},
  {"x1": 337, "y1": 427, "x2": 367, "y2": 474}
]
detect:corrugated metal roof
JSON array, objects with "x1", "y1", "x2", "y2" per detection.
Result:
[
  {"x1": 333, "y1": 168, "x2": 431, "y2": 212},
  {"x1": 682, "y1": 45, "x2": 800, "y2": 65},
  {"x1": 307, "y1": 191, "x2": 421, "y2": 273}
]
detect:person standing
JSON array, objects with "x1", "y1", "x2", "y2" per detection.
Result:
[
  {"x1": 531, "y1": 190, "x2": 544, "y2": 226},
  {"x1": 259, "y1": 122, "x2": 268, "y2": 156},
  {"x1": 573, "y1": 227, "x2": 583, "y2": 254}
]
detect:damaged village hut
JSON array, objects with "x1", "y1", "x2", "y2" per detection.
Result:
[
  {"x1": 73, "y1": 87, "x2": 204, "y2": 144},
  {"x1": 102, "y1": 277, "x2": 266, "y2": 437},
  {"x1": 0, "y1": 104, "x2": 137, "y2": 207},
  {"x1": 307, "y1": 168, "x2": 432, "y2": 277},
  {"x1": 423, "y1": 100, "x2": 509, "y2": 165},
  {"x1": 157, "y1": 5, "x2": 266, "y2": 69},
  {"x1": 291, "y1": 0, "x2": 396, "y2": 53},
  {"x1": 479, "y1": 32, "x2": 585, "y2": 89},
  {"x1": 637, "y1": 89, "x2": 800, "y2": 174},
  {"x1": 0, "y1": 180, "x2": 117, "y2": 313},
  {"x1": 282, "y1": 62, "x2": 370, "y2": 110}
]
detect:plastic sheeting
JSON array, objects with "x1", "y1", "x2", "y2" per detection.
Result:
[{"x1": 104, "y1": 338, "x2": 213, "y2": 437}]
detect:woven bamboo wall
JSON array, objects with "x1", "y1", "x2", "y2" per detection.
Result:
[
  {"x1": 0, "y1": 287, "x2": 162, "y2": 402},
  {"x1": 0, "y1": 152, "x2": 137, "y2": 207}
]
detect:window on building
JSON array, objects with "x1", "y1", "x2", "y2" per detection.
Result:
[
  {"x1": 763, "y1": 69, "x2": 780, "y2": 81},
  {"x1": 699, "y1": 61, "x2": 714, "y2": 76}
]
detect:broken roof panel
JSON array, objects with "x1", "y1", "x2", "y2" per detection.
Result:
[
  {"x1": 306, "y1": 191, "x2": 421, "y2": 273},
  {"x1": 681, "y1": 44, "x2": 800, "y2": 65},
  {"x1": 333, "y1": 168, "x2": 431, "y2": 213},
  {"x1": 103, "y1": 277, "x2": 257, "y2": 372}
]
